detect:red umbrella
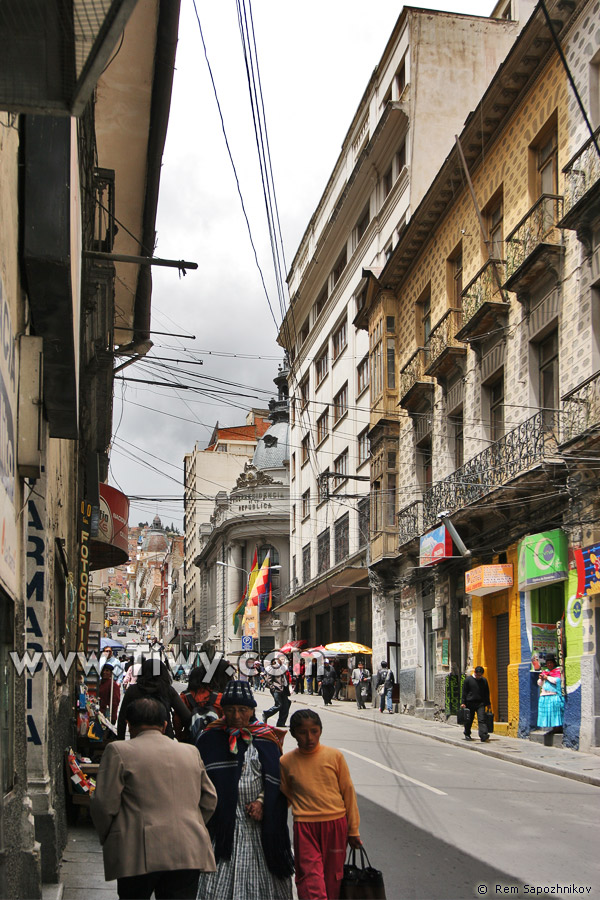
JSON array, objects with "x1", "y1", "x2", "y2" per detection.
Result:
[
  {"x1": 278, "y1": 640, "x2": 308, "y2": 654},
  {"x1": 301, "y1": 645, "x2": 328, "y2": 657}
]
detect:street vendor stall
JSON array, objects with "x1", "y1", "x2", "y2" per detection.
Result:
[{"x1": 324, "y1": 642, "x2": 373, "y2": 701}]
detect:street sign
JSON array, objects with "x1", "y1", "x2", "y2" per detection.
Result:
[{"x1": 241, "y1": 635, "x2": 254, "y2": 651}]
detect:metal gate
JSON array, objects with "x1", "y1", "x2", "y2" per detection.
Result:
[{"x1": 496, "y1": 613, "x2": 509, "y2": 722}]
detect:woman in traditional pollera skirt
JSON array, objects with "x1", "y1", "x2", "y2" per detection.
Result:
[{"x1": 537, "y1": 654, "x2": 564, "y2": 729}]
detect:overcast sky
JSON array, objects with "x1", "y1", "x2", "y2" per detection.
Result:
[{"x1": 108, "y1": 0, "x2": 497, "y2": 530}]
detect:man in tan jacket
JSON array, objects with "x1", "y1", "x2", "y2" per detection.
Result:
[{"x1": 91, "y1": 696, "x2": 217, "y2": 899}]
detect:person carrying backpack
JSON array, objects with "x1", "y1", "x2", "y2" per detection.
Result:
[
  {"x1": 375, "y1": 660, "x2": 395, "y2": 714},
  {"x1": 173, "y1": 666, "x2": 223, "y2": 742}
]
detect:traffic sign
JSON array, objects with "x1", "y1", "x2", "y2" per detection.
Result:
[{"x1": 241, "y1": 635, "x2": 254, "y2": 651}]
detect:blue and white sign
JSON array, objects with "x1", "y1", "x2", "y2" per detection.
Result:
[{"x1": 241, "y1": 635, "x2": 254, "y2": 651}]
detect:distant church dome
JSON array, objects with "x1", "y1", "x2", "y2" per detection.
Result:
[
  {"x1": 141, "y1": 515, "x2": 169, "y2": 554},
  {"x1": 252, "y1": 361, "x2": 289, "y2": 472}
]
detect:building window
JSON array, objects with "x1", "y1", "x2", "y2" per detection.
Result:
[
  {"x1": 357, "y1": 355, "x2": 369, "y2": 396},
  {"x1": 333, "y1": 449, "x2": 348, "y2": 489},
  {"x1": 292, "y1": 555, "x2": 296, "y2": 584},
  {"x1": 302, "y1": 544, "x2": 311, "y2": 582},
  {"x1": 217, "y1": 443, "x2": 228, "y2": 452},
  {"x1": 358, "y1": 497, "x2": 370, "y2": 548},
  {"x1": 316, "y1": 409, "x2": 329, "y2": 445},
  {"x1": 449, "y1": 245, "x2": 463, "y2": 306},
  {"x1": 315, "y1": 347, "x2": 328, "y2": 386},
  {"x1": 396, "y1": 61, "x2": 406, "y2": 96},
  {"x1": 317, "y1": 528, "x2": 330, "y2": 574},
  {"x1": 302, "y1": 489, "x2": 310, "y2": 520},
  {"x1": 334, "y1": 513, "x2": 350, "y2": 564},
  {"x1": 318, "y1": 469, "x2": 329, "y2": 504},
  {"x1": 291, "y1": 452, "x2": 296, "y2": 481},
  {"x1": 537, "y1": 128, "x2": 558, "y2": 198},
  {"x1": 417, "y1": 286, "x2": 431, "y2": 346},
  {"x1": 333, "y1": 383, "x2": 348, "y2": 423},
  {"x1": 290, "y1": 398, "x2": 295, "y2": 425},
  {"x1": 387, "y1": 338, "x2": 396, "y2": 389},
  {"x1": 386, "y1": 316, "x2": 395, "y2": 332},
  {"x1": 418, "y1": 439, "x2": 433, "y2": 493},
  {"x1": 383, "y1": 165, "x2": 393, "y2": 199},
  {"x1": 354, "y1": 204, "x2": 370, "y2": 246},
  {"x1": 539, "y1": 329, "x2": 559, "y2": 426},
  {"x1": 384, "y1": 241, "x2": 393, "y2": 262},
  {"x1": 396, "y1": 139, "x2": 406, "y2": 172},
  {"x1": 489, "y1": 374, "x2": 505, "y2": 443},
  {"x1": 487, "y1": 194, "x2": 504, "y2": 259},
  {"x1": 315, "y1": 283, "x2": 328, "y2": 319},
  {"x1": 292, "y1": 504, "x2": 296, "y2": 531},
  {"x1": 358, "y1": 428, "x2": 369, "y2": 467},
  {"x1": 370, "y1": 318, "x2": 383, "y2": 400},
  {"x1": 299, "y1": 317, "x2": 310, "y2": 346},
  {"x1": 332, "y1": 319, "x2": 348, "y2": 361},
  {"x1": 332, "y1": 246, "x2": 347, "y2": 287},
  {"x1": 386, "y1": 473, "x2": 397, "y2": 527},
  {"x1": 451, "y1": 410, "x2": 464, "y2": 470},
  {"x1": 301, "y1": 434, "x2": 310, "y2": 465},
  {"x1": 355, "y1": 286, "x2": 367, "y2": 316},
  {"x1": 300, "y1": 375, "x2": 309, "y2": 411}
]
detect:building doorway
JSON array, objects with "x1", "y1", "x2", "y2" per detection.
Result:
[
  {"x1": 496, "y1": 612, "x2": 509, "y2": 722},
  {"x1": 424, "y1": 613, "x2": 436, "y2": 700}
]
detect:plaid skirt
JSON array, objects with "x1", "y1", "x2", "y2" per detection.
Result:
[{"x1": 197, "y1": 744, "x2": 292, "y2": 900}]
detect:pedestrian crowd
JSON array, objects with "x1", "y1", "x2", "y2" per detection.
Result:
[{"x1": 90, "y1": 651, "x2": 365, "y2": 900}]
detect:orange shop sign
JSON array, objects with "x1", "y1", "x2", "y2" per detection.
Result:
[{"x1": 465, "y1": 564, "x2": 513, "y2": 597}]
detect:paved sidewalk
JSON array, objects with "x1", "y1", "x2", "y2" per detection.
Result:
[
  {"x1": 42, "y1": 816, "x2": 116, "y2": 900},
  {"x1": 268, "y1": 688, "x2": 600, "y2": 788}
]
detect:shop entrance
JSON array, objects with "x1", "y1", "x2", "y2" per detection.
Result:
[{"x1": 496, "y1": 613, "x2": 509, "y2": 722}]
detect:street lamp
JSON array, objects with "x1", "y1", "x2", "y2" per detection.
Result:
[{"x1": 215, "y1": 560, "x2": 281, "y2": 656}]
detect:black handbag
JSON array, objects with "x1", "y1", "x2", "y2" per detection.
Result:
[
  {"x1": 484, "y1": 709, "x2": 494, "y2": 733},
  {"x1": 340, "y1": 845, "x2": 386, "y2": 900},
  {"x1": 457, "y1": 706, "x2": 471, "y2": 726}
]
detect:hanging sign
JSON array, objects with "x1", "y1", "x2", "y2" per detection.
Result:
[
  {"x1": 465, "y1": 564, "x2": 513, "y2": 596},
  {"x1": 518, "y1": 529, "x2": 568, "y2": 591},
  {"x1": 419, "y1": 524, "x2": 453, "y2": 567}
]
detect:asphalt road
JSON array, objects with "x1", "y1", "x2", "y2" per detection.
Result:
[{"x1": 255, "y1": 694, "x2": 600, "y2": 900}]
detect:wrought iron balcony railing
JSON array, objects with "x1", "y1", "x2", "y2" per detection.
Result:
[
  {"x1": 562, "y1": 127, "x2": 600, "y2": 221},
  {"x1": 397, "y1": 500, "x2": 423, "y2": 546},
  {"x1": 461, "y1": 259, "x2": 508, "y2": 325},
  {"x1": 505, "y1": 194, "x2": 563, "y2": 281},
  {"x1": 425, "y1": 307, "x2": 465, "y2": 376},
  {"x1": 560, "y1": 370, "x2": 600, "y2": 445},
  {"x1": 397, "y1": 412, "x2": 551, "y2": 545},
  {"x1": 399, "y1": 347, "x2": 432, "y2": 402}
]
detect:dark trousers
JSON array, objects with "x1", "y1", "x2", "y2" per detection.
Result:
[
  {"x1": 294, "y1": 677, "x2": 304, "y2": 694},
  {"x1": 355, "y1": 683, "x2": 366, "y2": 708},
  {"x1": 264, "y1": 689, "x2": 291, "y2": 726},
  {"x1": 322, "y1": 683, "x2": 335, "y2": 705},
  {"x1": 117, "y1": 868, "x2": 200, "y2": 899},
  {"x1": 464, "y1": 701, "x2": 488, "y2": 740}
]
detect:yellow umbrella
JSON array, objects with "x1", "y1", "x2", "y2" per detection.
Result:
[{"x1": 325, "y1": 641, "x2": 372, "y2": 655}]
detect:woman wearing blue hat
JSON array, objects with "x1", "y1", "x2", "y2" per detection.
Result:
[{"x1": 195, "y1": 681, "x2": 293, "y2": 900}]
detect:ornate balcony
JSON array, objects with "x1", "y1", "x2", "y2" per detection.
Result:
[
  {"x1": 399, "y1": 348, "x2": 435, "y2": 412},
  {"x1": 560, "y1": 370, "x2": 600, "y2": 446},
  {"x1": 504, "y1": 194, "x2": 564, "y2": 298},
  {"x1": 424, "y1": 308, "x2": 466, "y2": 382},
  {"x1": 559, "y1": 128, "x2": 600, "y2": 250},
  {"x1": 457, "y1": 259, "x2": 510, "y2": 341},
  {"x1": 398, "y1": 500, "x2": 423, "y2": 547}
]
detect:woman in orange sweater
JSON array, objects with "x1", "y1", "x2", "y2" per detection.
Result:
[{"x1": 280, "y1": 709, "x2": 361, "y2": 900}]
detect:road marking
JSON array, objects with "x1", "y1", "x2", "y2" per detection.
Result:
[{"x1": 339, "y1": 748, "x2": 448, "y2": 796}]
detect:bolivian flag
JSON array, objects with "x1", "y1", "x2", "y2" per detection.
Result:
[
  {"x1": 249, "y1": 552, "x2": 272, "y2": 612},
  {"x1": 233, "y1": 549, "x2": 258, "y2": 634}
]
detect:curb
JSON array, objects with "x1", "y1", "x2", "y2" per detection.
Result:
[{"x1": 285, "y1": 694, "x2": 600, "y2": 789}]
